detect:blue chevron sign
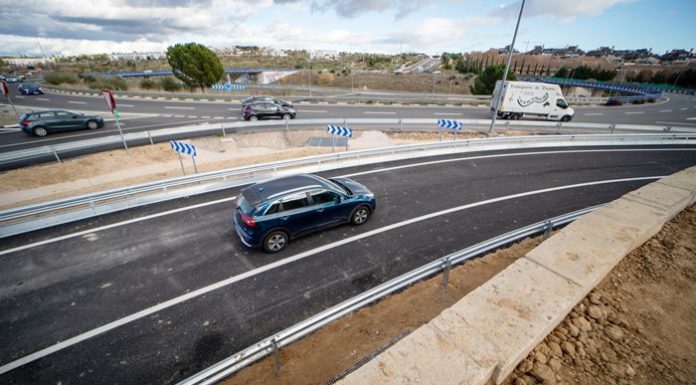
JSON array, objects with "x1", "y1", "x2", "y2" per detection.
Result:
[
  {"x1": 170, "y1": 140, "x2": 197, "y2": 157},
  {"x1": 211, "y1": 82, "x2": 246, "y2": 91},
  {"x1": 327, "y1": 125, "x2": 353, "y2": 138},
  {"x1": 437, "y1": 119, "x2": 462, "y2": 131}
]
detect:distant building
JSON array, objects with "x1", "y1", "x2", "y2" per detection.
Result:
[
  {"x1": 109, "y1": 52, "x2": 165, "y2": 61},
  {"x1": 2, "y1": 57, "x2": 56, "y2": 67},
  {"x1": 310, "y1": 50, "x2": 339, "y2": 59},
  {"x1": 660, "y1": 49, "x2": 693, "y2": 63}
]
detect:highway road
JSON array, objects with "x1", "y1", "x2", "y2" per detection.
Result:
[
  {"x1": 2, "y1": 146, "x2": 696, "y2": 384},
  {"x1": 2, "y1": 83, "x2": 696, "y2": 155}
]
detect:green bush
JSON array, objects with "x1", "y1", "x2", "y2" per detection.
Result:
[
  {"x1": 140, "y1": 79, "x2": 159, "y2": 90},
  {"x1": 160, "y1": 77, "x2": 183, "y2": 92},
  {"x1": 44, "y1": 72, "x2": 80, "y2": 85},
  {"x1": 632, "y1": 99, "x2": 645, "y2": 104},
  {"x1": 79, "y1": 74, "x2": 96, "y2": 83},
  {"x1": 86, "y1": 77, "x2": 129, "y2": 91}
]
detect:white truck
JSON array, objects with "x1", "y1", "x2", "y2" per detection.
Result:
[{"x1": 491, "y1": 81, "x2": 575, "y2": 122}]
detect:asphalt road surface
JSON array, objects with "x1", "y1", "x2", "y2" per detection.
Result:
[
  {"x1": 2, "y1": 84, "x2": 696, "y2": 154},
  {"x1": 2, "y1": 146, "x2": 696, "y2": 384}
]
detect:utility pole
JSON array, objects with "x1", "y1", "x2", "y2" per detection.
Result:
[
  {"x1": 36, "y1": 36, "x2": 52, "y2": 72},
  {"x1": 489, "y1": 0, "x2": 525, "y2": 134},
  {"x1": 307, "y1": 57, "x2": 312, "y2": 97}
]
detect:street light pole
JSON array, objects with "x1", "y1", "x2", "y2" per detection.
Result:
[
  {"x1": 307, "y1": 58, "x2": 312, "y2": 97},
  {"x1": 488, "y1": 0, "x2": 525, "y2": 134}
]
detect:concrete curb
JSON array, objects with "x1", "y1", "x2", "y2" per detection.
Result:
[{"x1": 338, "y1": 166, "x2": 696, "y2": 385}]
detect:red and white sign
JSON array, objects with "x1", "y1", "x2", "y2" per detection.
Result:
[
  {"x1": 99, "y1": 88, "x2": 116, "y2": 112},
  {"x1": 0, "y1": 80, "x2": 8, "y2": 97}
]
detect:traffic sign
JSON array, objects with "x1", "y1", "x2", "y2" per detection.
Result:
[
  {"x1": 1, "y1": 80, "x2": 8, "y2": 97},
  {"x1": 327, "y1": 125, "x2": 353, "y2": 138},
  {"x1": 436, "y1": 119, "x2": 462, "y2": 131},
  {"x1": 170, "y1": 140, "x2": 197, "y2": 156},
  {"x1": 212, "y1": 82, "x2": 246, "y2": 91}
]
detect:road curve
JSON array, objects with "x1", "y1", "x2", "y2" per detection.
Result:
[{"x1": 1, "y1": 146, "x2": 696, "y2": 384}]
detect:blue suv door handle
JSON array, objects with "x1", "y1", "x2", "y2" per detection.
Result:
[
  {"x1": 315, "y1": 208, "x2": 324, "y2": 213},
  {"x1": 280, "y1": 216, "x2": 289, "y2": 221}
]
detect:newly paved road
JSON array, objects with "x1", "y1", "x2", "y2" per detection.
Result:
[
  {"x1": 2, "y1": 146, "x2": 695, "y2": 384},
  {"x1": 2, "y1": 83, "x2": 696, "y2": 154}
]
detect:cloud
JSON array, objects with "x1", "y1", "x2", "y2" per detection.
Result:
[
  {"x1": 493, "y1": 0, "x2": 633, "y2": 20},
  {"x1": 310, "y1": 0, "x2": 437, "y2": 19}
]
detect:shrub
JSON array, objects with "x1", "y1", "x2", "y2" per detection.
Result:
[
  {"x1": 44, "y1": 72, "x2": 80, "y2": 85},
  {"x1": 79, "y1": 74, "x2": 96, "y2": 83},
  {"x1": 316, "y1": 72, "x2": 334, "y2": 85},
  {"x1": 86, "y1": 76, "x2": 129, "y2": 91},
  {"x1": 140, "y1": 78, "x2": 159, "y2": 90},
  {"x1": 160, "y1": 77, "x2": 183, "y2": 92},
  {"x1": 632, "y1": 99, "x2": 645, "y2": 104}
]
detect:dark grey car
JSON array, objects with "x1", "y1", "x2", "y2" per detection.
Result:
[{"x1": 19, "y1": 110, "x2": 105, "y2": 137}]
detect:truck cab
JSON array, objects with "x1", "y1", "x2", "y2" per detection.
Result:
[{"x1": 549, "y1": 97, "x2": 574, "y2": 122}]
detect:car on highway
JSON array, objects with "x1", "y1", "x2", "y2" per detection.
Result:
[
  {"x1": 19, "y1": 109, "x2": 105, "y2": 137},
  {"x1": 241, "y1": 96, "x2": 294, "y2": 109},
  {"x1": 242, "y1": 101, "x2": 296, "y2": 121},
  {"x1": 234, "y1": 173, "x2": 376, "y2": 252},
  {"x1": 18, "y1": 83, "x2": 43, "y2": 95},
  {"x1": 5, "y1": 76, "x2": 20, "y2": 83}
]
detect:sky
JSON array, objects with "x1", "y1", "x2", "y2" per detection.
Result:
[{"x1": 0, "y1": 0, "x2": 694, "y2": 57}]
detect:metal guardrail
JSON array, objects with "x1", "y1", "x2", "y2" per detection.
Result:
[
  {"x1": 1, "y1": 118, "x2": 690, "y2": 168},
  {"x1": 176, "y1": 205, "x2": 600, "y2": 385},
  {"x1": 1, "y1": 132, "x2": 693, "y2": 238}
]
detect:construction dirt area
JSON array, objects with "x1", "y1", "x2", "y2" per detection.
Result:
[{"x1": 3, "y1": 126, "x2": 694, "y2": 385}]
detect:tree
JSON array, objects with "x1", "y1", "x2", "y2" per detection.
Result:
[
  {"x1": 470, "y1": 64, "x2": 516, "y2": 95},
  {"x1": 166, "y1": 43, "x2": 224, "y2": 92}
]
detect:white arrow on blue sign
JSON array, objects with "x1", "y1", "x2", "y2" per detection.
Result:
[
  {"x1": 327, "y1": 125, "x2": 353, "y2": 138},
  {"x1": 437, "y1": 119, "x2": 462, "y2": 131},
  {"x1": 211, "y1": 82, "x2": 246, "y2": 91},
  {"x1": 170, "y1": 140, "x2": 197, "y2": 157}
]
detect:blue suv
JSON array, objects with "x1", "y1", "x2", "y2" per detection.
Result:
[{"x1": 234, "y1": 174, "x2": 376, "y2": 252}]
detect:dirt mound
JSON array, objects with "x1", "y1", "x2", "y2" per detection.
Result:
[{"x1": 504, "y1": 204, "x2": 696, "y2": 385}]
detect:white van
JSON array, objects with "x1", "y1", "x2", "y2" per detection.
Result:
[{"x1": 491, "y1": 81, "x2": 575, "y2": 121}]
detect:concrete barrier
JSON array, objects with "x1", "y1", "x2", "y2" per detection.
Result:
[{"x1": 338, "y1": 166, "x2": 696, "y2": 385}]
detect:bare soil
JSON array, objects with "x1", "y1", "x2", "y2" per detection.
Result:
[
  {"x1": 503, "y1": 204, "x2": 696, "y2": 385},
  {"x1": 215, "y1": 204, "x2": 696, "y2": 385}
]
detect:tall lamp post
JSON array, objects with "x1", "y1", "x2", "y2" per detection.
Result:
[
  {"x1": 489, "y1": 0, "x2": 525, "y2": 134},
  {"x1": 307, "y1": 58, "x2": 312, "y2": 97}
]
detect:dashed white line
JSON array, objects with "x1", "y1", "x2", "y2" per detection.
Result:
[
  {"x1": 187, "y1": 115, "x2": 197, "y2": 119},
  {"x1": 0, "y1": 176, "x2": 664, "y2": 375},
  {"x1": 624, "y1": 111, "x2": 644, "y2": 115},
  {"x1": 680, "y1": 107, "x2": 688, "y2": 111},
  {"x1": 658, "y1": 109, "x2": 672, "y2": 113},
  {"x1": 214, "y1": 116, "x2": 224, "y2": 119},
  {"x1": 159, "y1": 114, "x2": 173, "y2": 118},
  {"x1": 584, "y1": 112, "x2": 604, "y2": 116},
  {"x1": 119, "y1": 104, "x2": 134, "y2": 108},
  {"x1": 201, "y1": 115, "x2": 211, "y2": 119},
  {"x1": 301, "y1": 110, "x2": 327, "y2": 113},
  {"x1": 436, "y1": 112, "x2": 462, "y2": 116},
  {"x1": 14, "y1": 95, "x2": 24, "y2": 99},
  {"x1": 36, "y1": 98, "x2": 50, "y2": 101},
  {"x1": 364, "y1": 111, "x2": 396, "y2": 115},
  {"x1": 687, "y1": 117, "x2": 696, "y2": 121},
  {"x1": 164, "y1": 106, "x2": 195, "y2": 110},
  {"x1": 68, "y1": 100, "x2": 87, "y2": 105},
  {"x1": 173, "y1": 114, "x2": 185, "y2": 118}
]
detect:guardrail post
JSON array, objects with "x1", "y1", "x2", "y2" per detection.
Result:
[
  {"x1": 504, "y1": 121, "x2": 510, "y2": 135},
  {"x1": 543, "y1": 220, "x2": 553, "y2": 239},
  {"x1": 221, "y1": 122, "x2": 226, "y2": 137},
  {"x1": 272, "y1": 339, "x2": 281, "y2": 375},
  {"x1": 49, "y1": 146, "x2": 62, "y2": 164},
  {"x1": 663, "y1": 126, "x2": 672, "y2": 132},
  {"x1": 399, "y1": 118, "x2": 403, "y2": 132},
  {"x1": 487, "y1": 120, "x2": 494, "y2": 134},
  {"x1": 285, "y1": 118, "x2": 289, "y2": 132},
  {"x1": 147, "y1": 131, "x2": 154, "y2": 146},
  {"x1": 610, "y1": 124, "x2": 616, "y2": 134},
  {"x1": 556, "y1": 122, "x2": 562, "y2": 134},
  {"x1": 441, "y1": 258, "x2": 451, "y2": 287}
]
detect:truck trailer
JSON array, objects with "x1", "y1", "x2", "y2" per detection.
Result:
[{"x1": 491, "y1": 81, "x2": 575, "y2": 121}]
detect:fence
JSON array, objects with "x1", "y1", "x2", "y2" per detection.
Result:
[
  {"x1": 175, "y1": 206, "x2": 599, "y2": 385},
  {"x1": 1, "y1": 132, "x2": 693, "y2": 238}
]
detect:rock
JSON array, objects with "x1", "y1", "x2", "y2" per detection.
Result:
[
  {"x1": 529, "y1": 363, "x2": 556, "y2": 385},
  {"x1": 573, "y1": 316, "x2": 593, "y2": 332},
  {"x1": 568, "y1": 324, "x2": 580, "y2": 337},
  {"x1": 577, "y1": 346, "x2": 587, "y2": 357},
  {"x1": 605, "y1": 326, "x2": 624, "y2": 341},
  {"x1": 514, "y1": 377, "x2": 528, "y2": 385},
  {"x1": 535, "y1": 352, "x2": 548, "y2": 364},
  {"x1": 519, "y1": 358, "x2": 534, "y2": 373},
  {"x1": 548, "y1": 357, "x2": 562, "y2": 372},
  {"x1": 589, "y1": 292, "x2": 602, "y2": 305},
  {"x1": 522, "y1": 374, "x2": 539, "y2": 385},
  {"x1": 588, "y1": 305, "x2": 605, "y2": 320},
  {"x1": 557, "y1": 326, "x2": 569, "y2": 336},
  {"x1": 625, "y1": 365, "x2": 636, "y2": 377},
  {"x1": 549, "y1": 335, "x2": 561, "y2": 344},
  {"x1": 561, "y1": 341, "x2": 576, "y2": 356},
  {"x1": 548, "y1": 341, "x2": 563, "y2": 357}
]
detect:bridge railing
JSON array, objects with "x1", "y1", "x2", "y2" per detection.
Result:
[{"x1": 1, "y1": 131, "x2": 693, "y2": 238}]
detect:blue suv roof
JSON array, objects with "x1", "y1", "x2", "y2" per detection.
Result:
[{"x1": 243, "y1": 174, "x2": 329, "y2": 205}]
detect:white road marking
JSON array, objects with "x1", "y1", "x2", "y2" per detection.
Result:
[
  {"x1": 187, "y1": 115, "x2": 198, "y2": 119},
  {"x1": 119, "y1": 104, "x2": 134, "y2": 108},
  {"x1": 655, "y1": 121, "x2": 696, "y2": 127},
  {"x1": 159, "y1": 114, "x2": 172, "y2": 118},
  {"x1": 201, "y1": 115, "x2": 211, "y2": 119},
  {"x1": 36, "y1": 98, "x2": 50, "y2": 101},
  {"x1": 658, "y1": 109, "x2": 672, "y2": 113},
  {"x1": 364, "y1": 111, "x2": 396, "y2": 115},
  {"x1": 214, "y1": 116, "x2": 224, "y2": 119},
  {"x1": 68, "y1": 100, "x2": 87, "y2": 105},
  {"x1": 681, "y1": 107, "x2": 688, "y2": 111},
  {"x1": 165, "y1": 106, "x2": 195, "y2": 110},
  {"x1": 0, "y1": 176, "x2": 663, "y2": 374},
  {"x1": 173, "y1": 114, "x2": 185, "y2": 118},
  {"x1": 583, "y1": 113, "x2": 604, "y2": 116},
  {"x1": 687, "y1": 117, "x2": 696, "y2": 121},
  {"x1": 301, "y1": 110, "x2": 327, "y2": 113},
  {"x1": 624, "y1": 111, "x2": 644, "y2": 115},
  {"x1": 14, "y1": 95, "x2": 24, "y2": 99},
  {"x1": 436, "y1": 112, "x2": 462, "y2": 116}
]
